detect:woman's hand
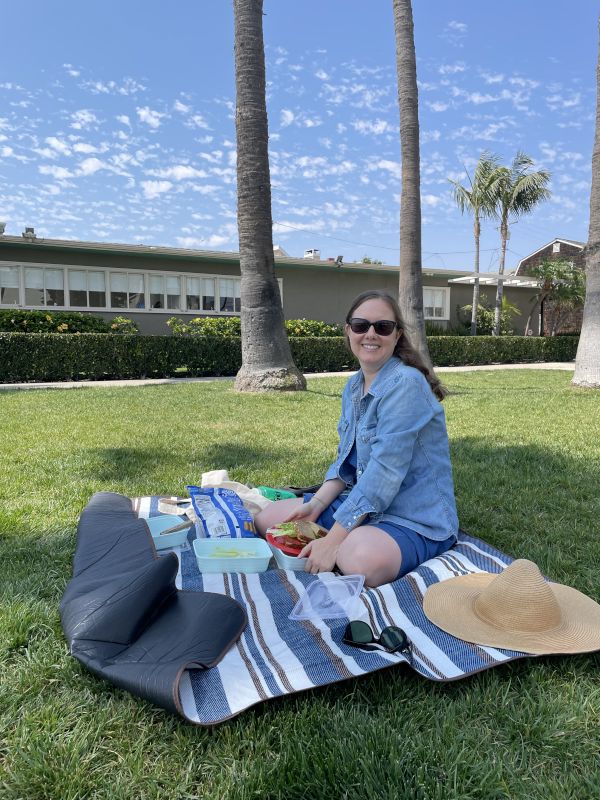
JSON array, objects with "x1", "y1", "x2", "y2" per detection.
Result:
[
  {"x1": 299, "y1": 522, "x2": 349, "y2": 574},
  {"x1": 299, "y1": 535, "x2": 340, "y2": 574},
  {"x1": 282, "y1": 497, "x2": 323, "y2": 524}
]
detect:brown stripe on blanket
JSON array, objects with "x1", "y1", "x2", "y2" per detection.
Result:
[
  {"x1": 239, "y1": 573, "x2": 295, "y2": 694},
  {"x1": 435, "y1": 554, "x2": 466, "y2": 578},
  {"x1": 397, "y1": 578, "x2": 450, "y2": 680},
  {"x1": 439, "y1": 552, "x2": 474, "y2": 576},
  {"x1": 223, "y1": 572, "x2": 270, "y2": 701},
  {"x1": 279, "y1": 573, "x2": 356, "y2": 680}
]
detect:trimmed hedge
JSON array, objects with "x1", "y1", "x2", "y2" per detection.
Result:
[{"x1": 0, "y1": 333, "x2": 578, "y2": 383}]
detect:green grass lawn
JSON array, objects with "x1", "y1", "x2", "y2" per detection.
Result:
[{"x1": 1, "y1": 371, "x2": 599, "y2": 800}]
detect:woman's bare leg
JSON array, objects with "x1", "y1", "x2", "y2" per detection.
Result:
[
  {"x1": 254, "y1": 498, "x2": 306, "y2": 537},
  {"x1": 335, "y1": 525, "x2": 402, "y2": 587}
]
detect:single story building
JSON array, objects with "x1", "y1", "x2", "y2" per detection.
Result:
[{"x1": 0, "y1": 229, "x2": 543, "y2": 335}]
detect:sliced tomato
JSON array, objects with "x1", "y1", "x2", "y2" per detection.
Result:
[{"x1": 266, "y1": 533, "x2": 304, "y2": 557}]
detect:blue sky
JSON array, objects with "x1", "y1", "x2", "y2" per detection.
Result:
[{"x1": 0, "y1": 0, "x2": 597, "y2": 270}]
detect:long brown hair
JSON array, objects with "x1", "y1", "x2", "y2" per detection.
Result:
[{"x1": 345, "y1": 289, "x2": 447, "y2": 401}]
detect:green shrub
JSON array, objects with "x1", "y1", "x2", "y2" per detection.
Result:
[
  {"x1": 108, "y1": 315, "x2": 139, "y2": 334},
  {"x1": 0, "y1": 309, "x2": 110, "y2": 333},
  {"x1": 0, "y1": 333, "x2": 578, "y2": 383},
  {"x1": 285, "y1": 319, "x2": 344, "y2": 337},
  {"x1": 167, "y1": 316, "x2": 343, "y2": 337},
  {"x1": 167, "y1": 316, "x2": 242, "y2": 336}
]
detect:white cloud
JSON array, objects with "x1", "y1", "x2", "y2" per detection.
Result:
[
  {"x1": 448, "y1": 21, "x2": 467, "y2": 33},
  {"x1": 482, "y1": 72, "x2": 504, "y2": 85},
  {"x1": 427, "y1": 101, "x2": 449, "y2": 112},
  {"x1": 509, "y1": 77, "x2": 540, "y2": 89},
  {"x1": 174, "y1": 99, "x2": 191, "y2": 113},
  {"x1": 39, "y1": 165, "x2": 74, "y2": 179},
  {"x1": 176, "y1": 234, "x2": 229, "y2": 248},
  {"x1": 422, "y1": 194, "x2": 441, "y2": 207},
  {"x1": 63, "y1": 64, "x2": 81, "y2": 77},
  {"x1": 352, "y1": 119, "x2": 394, "y2": 135},
  {"x1": 78, "y1": 157, "x2": 106, "y2": 176},
  {"x1": 84, "y1": 78, "x2": 146, "y2": 95},
  {"x1": 73, "y1": 142, "x2": 100, "y2": 154},
  {"x1": 369, "y1": 159, "x2": 401, "y2": 180},
  {"x1": 116, "y1": 115, "x2": 131, "y2": 127},
  {"x1": 141, "y1": 180, "x2": 173, "y2": 198},
  {"x1": 71, "y1": 109, "x2": 98, "y2": 129},
  {"x1": 198, "y1": 150, "x2": 223, "y2": 164},
  {"x1": 187, "y1": 114, "x2": 210, "y2": 130},
  {"x1": 190, "y1": 184, "x2": 219, "y2": 194},
  {"x1": 315, "y1": 69, "x2": 329, "y2": 80},
  {"x1": 148, "y1": 165, "x2": 208, "y2": 180},
  {"x1": 439, "y1": 63, "x2": 466, "y2": 75},
  {"x1": 422, "y1": 130, "x2": 441, "y2": 143},
  {"x1": 46, "y1": 136, "x2": 71, "y2": 155},
  {"x1": 136, "y1": 106, "x2": 165, "y2": 128},
  {"x1": 281, "y1": 109, "x2": 295, "y2": 127}
]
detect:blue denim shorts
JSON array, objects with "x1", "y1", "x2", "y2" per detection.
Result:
[{"x1": 304, "y1": 493, "x2": 456, "y2": 580}]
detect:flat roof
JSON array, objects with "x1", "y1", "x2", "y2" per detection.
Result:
[{"x1": 0, "y1": 234, "x2": 475, "y2": 279}]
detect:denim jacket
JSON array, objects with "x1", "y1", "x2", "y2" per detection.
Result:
[{"x1": 323, "y1": 356, "x2": 459, "y2": 541}]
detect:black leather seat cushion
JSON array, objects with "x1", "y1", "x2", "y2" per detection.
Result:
[{"x1": 60, "y1": 492, "x2": 247, "y2": 719}]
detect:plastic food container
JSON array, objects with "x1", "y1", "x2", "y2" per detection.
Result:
[
  {"x1": 193, "y1": 537, "x2": 273, "y2": 574},
  {"x1": 289, "y1": 573, "x2": 365, "y2": 621},
  {"x1": 266, "y1": 533, "x2": 308, "y2": 571},
  {"x1": 146, "y1": 514, "x2": 193, "y2": 551}
]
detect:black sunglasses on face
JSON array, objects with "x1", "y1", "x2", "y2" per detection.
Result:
[
  {"x1": 343, "y1": 620, "x2": 411, "y2": 655},
  {"x1": 348, "y1": 318, "x2": 399, "y2": 336}
]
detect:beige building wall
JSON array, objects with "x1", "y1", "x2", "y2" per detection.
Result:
[{"x1": 0, "y1": 239, "x2": 539, "y2": 336}]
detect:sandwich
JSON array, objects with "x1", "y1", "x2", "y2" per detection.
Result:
[{"x1": 267, "y1": 520, "x2": 328, "y2": 553}]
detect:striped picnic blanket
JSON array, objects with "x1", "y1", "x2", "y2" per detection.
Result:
[{"x1": 134, "y1": 496, "x2": 528, "y2": 725}]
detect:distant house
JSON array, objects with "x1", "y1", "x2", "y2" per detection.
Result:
[
  {"x1": 515, "y1": 238, "x2": 585, "y2": 275},
  {"x1": 515, "y1": 237, "x2": 585, "y2": 335},
  {"x1": 0, "y1": 229, "x2": 541, "y2": 335}
]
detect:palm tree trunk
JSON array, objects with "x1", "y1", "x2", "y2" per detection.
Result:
[
  {"x1": 492, "y1": 218, "x2": 508, "y2": 336},
  {"x1": 573, "y1": 19, "x2": 600, "y2": 387},
  {"x1": 233, "y1": 0, "x2": 305, "y2": 392},
  {"x1": 393, "y1": 0, "x2": 431, "y2": 369},
  {"x1": 471, "y1": 215, "x2": 481, "y2": 335}
]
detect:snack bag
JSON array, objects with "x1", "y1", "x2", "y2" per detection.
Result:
[{"x1": 186, "y1": 486, "x2": 257, "y2": 539}]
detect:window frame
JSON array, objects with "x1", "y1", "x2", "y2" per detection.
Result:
[
  {"x1": 0, "y1": 260, "x2": 279, "y2": 316},
  {"x1": 422, "y1": 286, "x2": 450, "y2": 321}
]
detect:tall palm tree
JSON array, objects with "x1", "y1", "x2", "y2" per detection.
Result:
[
  {"x1": 490, "y1": 153, "x2": 551, "y2": 336},
  {"x1": 449, "y1": 152, "x2": 500, "y2": 335},
  {"x1": 232, "y1": 0, "x2": 305, "y2": 392},
  {"x1": 573, "y1": 18, "x2": 600, "y2": 388},
  {"x1": 393, "y1": 0, "x2": 431, "y2": 368}
]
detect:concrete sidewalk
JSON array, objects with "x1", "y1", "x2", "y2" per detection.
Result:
[{"x1": 0, "y1": 362, "x2": 575, "y2": 392}]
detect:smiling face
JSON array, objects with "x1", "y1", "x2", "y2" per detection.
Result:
[{"x1": 345, "y1": 297, "x2": 401, "y2": 375}]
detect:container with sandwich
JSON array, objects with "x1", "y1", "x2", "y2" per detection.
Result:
[{"x1": 266, "y1": 520, "x2": 328, "y2": 571}]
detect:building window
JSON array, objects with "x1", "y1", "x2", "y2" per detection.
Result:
[
  {"x1": 423, "y1": 287, "x2": 448, "y2": 320},
  {"x1": 110, "y1": 272, "x2": 145, "y2": 309},
  {"x1": 219, "y1": 278, "x2": 241, "y2": 313},
  {"x1": 69, "y1": 270, "x2": 106, "y2": 308},
  {"x1": 186, "y1": 277, "x2": 215, "y2": 311},
  {"x1": 0, "y1": 265, "x2": 19, "y2": 305},
  {"x1": 24, "y1": 267, "x2": 64, "y2": 307},
  {"x1": 553, "y1": 242, "x2": 561, "y2": 253},
  {"x1": 166, "y1": 275, "x2": 181, "y2": 310}
]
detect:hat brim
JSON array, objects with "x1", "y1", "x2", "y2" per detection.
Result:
[{"x1": 423, "y1": 572, "x2": 600, "y2": 655}]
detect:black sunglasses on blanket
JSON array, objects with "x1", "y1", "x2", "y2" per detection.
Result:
[
  {"x1": 348, "y1": 317, "x2": 399, "y2": 336},
  {"x1": 343, "y1": 620, "x2": 411, "y2": 656}
]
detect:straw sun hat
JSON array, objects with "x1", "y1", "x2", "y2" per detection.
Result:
[{"x1": 423, "y1": 559, "x2": 600, "y2": 655}]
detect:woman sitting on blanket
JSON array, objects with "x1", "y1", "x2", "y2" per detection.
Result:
[{"x1": 256, "y1": 289, "x2": 459, "y2": 588}]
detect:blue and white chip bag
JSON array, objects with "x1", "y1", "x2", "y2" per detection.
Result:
[{"x1": 186, "y1": 486, "x2": 257, "y2": 539}]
